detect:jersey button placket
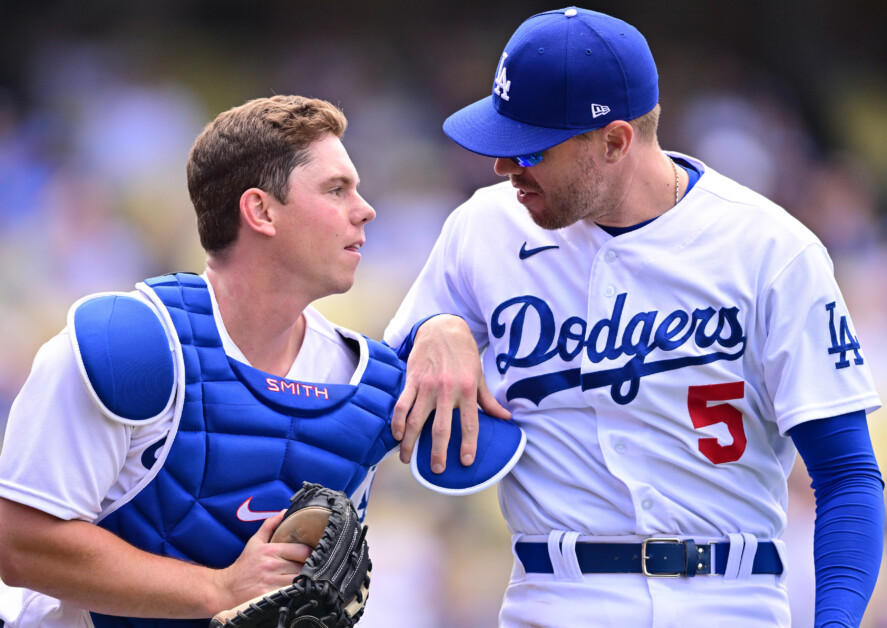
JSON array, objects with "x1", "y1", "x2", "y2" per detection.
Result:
[
  {"x1": 591, "y1": 244, "x2": 618, "y2": 300},
  {"x1": 587, "y1": 245, "x2": 628, "y2": 498}
]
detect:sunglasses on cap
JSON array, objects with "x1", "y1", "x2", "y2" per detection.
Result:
[{"x1": 511, "y1": 152, "x2": 544, "y2": 167}]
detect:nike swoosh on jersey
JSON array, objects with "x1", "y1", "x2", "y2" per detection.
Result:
[
  {"x1": 236, "y1": 497, "x2": 280, "y2": 522},
  {"x1": 519, "y1": 243, "x2": 560, "y2": 259}
]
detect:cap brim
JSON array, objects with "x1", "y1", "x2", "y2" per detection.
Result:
[
  {"x1": 443, "y1": 95, "x2": 589, "y2": 158},
  {"x1": 410, "y1": 408, "x2": 526, "y2": 496}
]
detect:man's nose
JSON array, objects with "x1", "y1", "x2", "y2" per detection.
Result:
[{"x1": 493, "y1": 157, "x2": 524, "y2": 177}]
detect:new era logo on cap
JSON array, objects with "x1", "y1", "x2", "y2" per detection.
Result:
[{"x1": 591, "y1": 104, "x2": 611, "y2": 118}]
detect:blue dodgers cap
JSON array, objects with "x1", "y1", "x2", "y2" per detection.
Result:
[
  {"x1": 411, "y1": 409, "x2": 526, "y2": 495},
  {"x1": 443, "y1": 7, "x2": 659, "y2": 158}
]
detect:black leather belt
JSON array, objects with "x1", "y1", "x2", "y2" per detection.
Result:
[{"x1": 515, "y1": 538, "x2": 782, "y2": 577}]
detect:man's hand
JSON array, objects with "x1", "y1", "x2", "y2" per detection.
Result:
[
  {"x1": 392, "y1": 314, "x2": 511, "y2": 473},
  {"x1": 210, "y1": 483, "x2": 372, "y2": 627},
  {"x1": 211, "y1": 511, "x2": 312, "y2": 613}
]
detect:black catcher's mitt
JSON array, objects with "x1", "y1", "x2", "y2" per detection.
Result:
[{"x1": 209, "y1": 482, "x2": 371, "y2": 628}]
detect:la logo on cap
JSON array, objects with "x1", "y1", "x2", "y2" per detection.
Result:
[{"x1": 493, "y1": 52, "x2": 511, "y2": 101}]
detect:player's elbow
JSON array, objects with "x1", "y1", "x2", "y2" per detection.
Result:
[
  {"x1": 0, "y1": 529, "x2": 31, "y2": 586},
  {"x1": 0, "y1": 498, "x2": 49, "y2": 586},
  {"x1": 0, "y1": 549, "x2": 29, "y2": 587}
]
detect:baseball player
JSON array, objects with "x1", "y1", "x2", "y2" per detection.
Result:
[
  {"x1": 0, "y1": 95, "x2": 522, "y2": 628},
  {"x1": 384, "y1": 7, "x2": 884, "y2": 627},
  {"x1": 0, "y1": 95, "x2": 387, "y2": 628}
]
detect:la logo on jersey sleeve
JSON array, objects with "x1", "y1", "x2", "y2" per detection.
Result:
[{"x1": 826, "y1": 301, "x2": 864, "y2": 369}]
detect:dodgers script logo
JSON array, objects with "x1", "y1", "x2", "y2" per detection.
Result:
[{"x1": 492, "y1": 293, "x2": 746, "y2": 405}]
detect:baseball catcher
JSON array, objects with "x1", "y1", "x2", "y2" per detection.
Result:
[{"x1": 210, "y1": 482, "x2": 371, "y2": 628}]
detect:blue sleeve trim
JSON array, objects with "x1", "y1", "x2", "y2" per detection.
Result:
[
  {"x1": 789, "y1": 411, "x2": 885, "y2": 627},
  {"x1": 71, "y1": 294, "x2": 175, "y2": 424}
]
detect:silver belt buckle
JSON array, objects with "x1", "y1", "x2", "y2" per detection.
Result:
[{"x1": 640, "y1": 537, "x2": 682, "y2": 578}]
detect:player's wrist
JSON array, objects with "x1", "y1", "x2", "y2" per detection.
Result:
[
  {"x1": 415, "y1": 315, "x2": 476, "y2": 358},
  {"x1": 415, "y1": 313, "x2": 467, "y2": 339},
  {"x1": 417, "y1": 313, "x2": 468, "y2": 335},
  {"x1": 203, "y1": 566, "x2": 237, "y2": 618}
]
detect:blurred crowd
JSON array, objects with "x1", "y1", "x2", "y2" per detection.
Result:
[{"x1": 2, "y1": 2, "x2": 887, "y2": 626}]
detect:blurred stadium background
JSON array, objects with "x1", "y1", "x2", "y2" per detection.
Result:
[{"x1": 2, "y1": 1, "x2": 887, "y2": 625}]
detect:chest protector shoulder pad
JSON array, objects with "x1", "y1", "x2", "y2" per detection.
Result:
[{"x1": 68, "y1": 293, "x2": 175, "y2": 424}]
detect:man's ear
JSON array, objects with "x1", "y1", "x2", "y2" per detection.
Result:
[
  {"x1": 239, "y1": 188, "x2": 276, "y2": 238},
  {"x1": 600, "y1": 120, "x2": 633, "y2": 163}
]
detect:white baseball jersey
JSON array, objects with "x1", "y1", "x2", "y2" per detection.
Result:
[
  {"x1": 384, "y1": 153, "x2": 881, "y2": 627},
  {"x1": 0, "y1": 275, "x2": 368, "y2": 628}
]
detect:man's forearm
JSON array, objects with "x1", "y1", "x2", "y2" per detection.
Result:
[
  {"x1": 0, "y1": 498, "x2": 223, "y2": 619},
  {"x1": 789, "y1": 412, "x2": 885, "y2": 626}
]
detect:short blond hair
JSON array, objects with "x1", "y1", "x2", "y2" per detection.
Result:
[{"x1": 630, "y1": 103, "x2": 660, "y2": 143}]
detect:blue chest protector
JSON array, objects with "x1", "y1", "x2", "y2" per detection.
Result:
[{"x1": 73, "y1": 273, "x2": 403, "y2": 628}]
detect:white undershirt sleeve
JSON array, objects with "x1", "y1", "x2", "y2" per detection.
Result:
[{"x1": 0, "y1": 330, "x2": 132, "y2": 522}]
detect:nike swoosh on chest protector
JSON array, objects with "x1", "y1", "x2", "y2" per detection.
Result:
[
  {"x1": 519, "y1": 243, "x2": 560, "y2": 259},
  {"x1": 236, "y1": 496, "x2": 281, "y2": 522}
]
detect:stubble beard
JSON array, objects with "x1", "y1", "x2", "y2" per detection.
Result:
[{"x1": 526, "y1": 152, "x2": 612, "y2": 230}]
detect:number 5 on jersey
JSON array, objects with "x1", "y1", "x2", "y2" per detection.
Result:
[{"x1": 688, "y1": 381, "x2": 746, "y2": 464}]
